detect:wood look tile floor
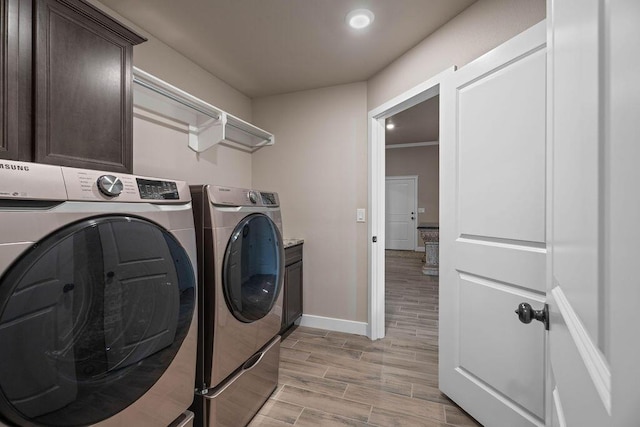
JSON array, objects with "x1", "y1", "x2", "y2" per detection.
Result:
[{"x1": 251, "y1": 250, "x2": 482, "y2": 427}]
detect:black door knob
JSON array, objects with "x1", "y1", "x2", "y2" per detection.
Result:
[{"x1": 515, "y1": 302, "x2": 549, "y2": 330}]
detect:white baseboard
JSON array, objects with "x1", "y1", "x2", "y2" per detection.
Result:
[{"x1": 298, "y1": 314, "x2": 368, "y2": 336}]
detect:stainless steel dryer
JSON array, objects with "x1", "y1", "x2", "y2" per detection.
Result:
[
  {"x1": 190, "y1": 185, "x2": 284, "y2": 427},
  {"x1": 0, "y1": 160, "x2": 198, "y2": 427}
]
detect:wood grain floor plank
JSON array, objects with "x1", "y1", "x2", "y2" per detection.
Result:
[
  {"x1": 292, "y1": 340, "x2": 363, "y2": 360},
  {"x1": 281, "y1": 339, "x2": 298, "y2": 349},
  {"x1": 292, "y1": 326, "x2": 329, "y2": 337},
  {"x1": 248, "y1": 414, "x2": 295, "y2": 426},
  {"x1": 343, "y1": 340, "x2": 417, "y2": 361},
  {"x1": 324, "y1": 366, "x2": 412, "y2": 397},
  {"x1": 279, "y1": 369, "x2": 349, "y2": 397},
  {"x1": 307, "y1": 352, "x2": 383, "y2": 375},
  {"x1": 252, "y1": 399, "x2": 304, "y2": 424},
  {"x1": 295, "y1": 408, "x2": 373, "y2": 427},
  {"x1": 414, "y1": 350, "x2": 439, "y2": 364},
  {"x1": 280, "y1": 347, "x2": 311, "y2": 361},
  {"x1": 277, "y1": 385, "x2": 372, "y2": 422},
  {"x1": 343, "y1": 384, "x2": 445, "y2": 422},
  {"x1": 361, "y1": 352, "x2": 437, "y2": 372},
  {"x1": 279, "y1": 358, "x2": 328, "y2": 378},
  {"x1": 412, "y1": 383, "x2": 454, "y2": 405},
  {"x1": 444, "y1": 406, "x2": 483, "y2": 427},
  {"x1": 294, "y1": 334, "x2": 348, "y2": 347},
  {"x1": 368, "y1": 407, "x2": 453, "y2": 427},
  {"x1": 388, "y1": 337, "x2": 438, "y2": 353}
]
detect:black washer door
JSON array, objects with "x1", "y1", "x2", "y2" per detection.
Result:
[
  {"x1": 223, "y1": 214, "x2": 284, "y2": 323},
  {"x1": 0, "y1": 216, "x2": 195, "y2": 427}
]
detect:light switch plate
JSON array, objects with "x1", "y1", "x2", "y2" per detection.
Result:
[
  {"x1": 357, "y1": 208, "x2": 366, "y2": 222},
  {"x1": 418, "y1": 208, "x2": 425, "y2": 213}
]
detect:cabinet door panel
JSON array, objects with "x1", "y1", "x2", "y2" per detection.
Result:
[
  {"x1": 285, "y1": 260, "x2": 303, "y2": 326},
  {"x1": 34, "y1": 0, "x2": 140, "y2": 172}
]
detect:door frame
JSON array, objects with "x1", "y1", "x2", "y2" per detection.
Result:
[
  {"x1": 367, "y1": 67, "x2": 455, "y2": 340},
  {"x1": 385, "y1": 175, "x2": 419, "y2": 251}
]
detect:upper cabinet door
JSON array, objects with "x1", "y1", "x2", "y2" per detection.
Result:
[{"x1": 33, "y1": 0, "x2": 145, "y2": 173}]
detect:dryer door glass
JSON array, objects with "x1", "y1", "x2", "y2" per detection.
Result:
[
  {"x1": 223, "y1": 213, "x2": 284, "y2": 323},
  {"x1": 0, "y1": 216, "x2": 195, "y2": 427}
]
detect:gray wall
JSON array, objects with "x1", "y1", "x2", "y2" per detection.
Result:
[{"x1": 252, "y1": 83, "x2": 369, "y2": 322}]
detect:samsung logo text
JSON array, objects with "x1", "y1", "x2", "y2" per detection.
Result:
[{"x1": 0, "y1": 164, "x2": 30, "y2": 172}]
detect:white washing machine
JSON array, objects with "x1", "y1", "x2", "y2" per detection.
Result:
[
  {"x1": 0, "y1": 160, "x2": 198, "y2": 427},
  {"x1": 190, "y1": 185, "x2": 283, "y2": 427}
]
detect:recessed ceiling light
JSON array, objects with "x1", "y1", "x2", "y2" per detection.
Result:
[
  {"x1": 386, "y1": 123, "x2": 395, "y2": 130},
  {"x1": 346, "y1": 9, "x2": 375, "y2": 29}
]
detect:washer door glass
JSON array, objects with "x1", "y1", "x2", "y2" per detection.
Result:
[
  {"x1": 0, "y1": 216, "x2": 195, "y2": 427},
  {"x1": 223, "y1": 213, "x2": 284, "y2": 323}
]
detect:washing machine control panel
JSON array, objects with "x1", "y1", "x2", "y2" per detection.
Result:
[
  {"x1": 248, "y1": 190, "x2": 259, "y2": 204},
  {"x1": 61, "y1": 166, "x2": 189, "y2": 202}
]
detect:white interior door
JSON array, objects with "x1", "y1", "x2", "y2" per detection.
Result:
[
  {"x1": 545, "y1": 1, "x2": 640, "y2": 425},
  {"x1": 385, "y1": 176, "x2": 417, "y2": 250},
  {"x1": 546, "y1": 0, "x2": 608, "y2": 424},
  {"x1": 440, "y1": 22, "x2": 547, "y2": 427}
]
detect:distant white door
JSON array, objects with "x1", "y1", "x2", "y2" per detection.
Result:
[
  {"x1": 385, "y1": 176, "x2": 417, "y2": 250},
  {"x1": 439, "y1": 22, "x2": 547, "y2": 427},
  {"x1": 545, "y1": 1, "x2": 640, "y2": 425}
]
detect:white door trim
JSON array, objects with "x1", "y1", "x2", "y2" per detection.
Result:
[
  {"x1": 386, "y1": 175, "x2": 418, "y2": 181},
  {"x1": 386, "y1": 141, "x2": 439, "y2": 149},
  {"x1": 367, "y1": 67, "x2": 456, "y2": 340},
  {"x1": 385, "y1": 175, "x2": 418, "y2": 251}
]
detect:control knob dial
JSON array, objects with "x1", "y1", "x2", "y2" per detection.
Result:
[
  {"x1": 97, "y1": 175, "x2": 124, "y2": 197},
  {"x1": 248, "y1": 191, "x2": 258, "y2": 204}
]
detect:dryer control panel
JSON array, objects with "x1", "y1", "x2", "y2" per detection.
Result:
[
  {"x1": 136, "y1": 178, "x2": 180, "y2": 200},
  {"x1": 209, "y1": 185, "x2": 279, "y2": 208},
  {"x1": 261, "y1": 192, "x2": 277, "y2": 206}
]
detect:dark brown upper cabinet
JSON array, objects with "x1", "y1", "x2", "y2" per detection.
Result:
[{"x1": 1, "y1": 0, "x2": 146, "y2": 173}]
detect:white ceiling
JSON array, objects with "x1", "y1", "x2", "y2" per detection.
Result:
[{"x1": 99, "y1": 0, "x2": 476, "y2": 98}]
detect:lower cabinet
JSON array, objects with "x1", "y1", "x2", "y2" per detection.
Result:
[{"x1": 281, "y1": 244, "x2": 303, "y2": 333}]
